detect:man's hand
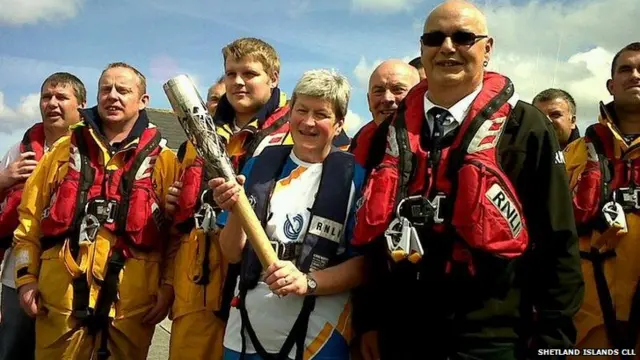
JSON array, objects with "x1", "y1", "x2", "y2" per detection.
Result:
[
  {"x1": 360, "y1": 331, "x2": 380, "y2": 360},
  {"x1": 0, "y1": 152, "x2": 38, "y2": 190},
  {"x1": 594, "y1": 223, "x2": 626, "y2": 252},
  {"x1": 18, "y1": 282, "x2": 41, "y2": 318},
  {"x1": 165, "y1": 181, "x2": 182, "y2": 218},
  {"x1": 142, "y1": 284, "x2": 174, "y2": 325}
]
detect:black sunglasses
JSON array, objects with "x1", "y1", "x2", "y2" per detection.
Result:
[{"x1": 421, "y1": 31, "x2": 488, "y2": 47}]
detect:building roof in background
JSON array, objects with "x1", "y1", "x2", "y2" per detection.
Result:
[{"x1": 146, "y1": 108, "x2": 186, "y2": 151}]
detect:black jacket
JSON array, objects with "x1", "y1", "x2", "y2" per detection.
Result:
[{"x1": 352, "y1": 100, "x2": 584, "y2": 359}]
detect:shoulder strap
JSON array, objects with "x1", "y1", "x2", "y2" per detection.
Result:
[
  {"x1": 393, "y1": 103, "x2": 415, "y2": 203},
  {"x1": 240, "y1": 145, "x2": 293, "y2": 288},
  {"x1": 116, "y1": 129, "x2": 162, "y2": 233},
  {"x1": 177, "y1": 141, "x2": 188, "y2": 163},
  {"x1": 298, "y1": 149, "x2": 355, "y2": 272},
  {"x1": 586, "y1": 124, "x2": 614, "y2": 208},
  {"x1": 365, "y1": 118, "x2": 392, "y2": 176},
  {"x1": 447, "y1": 79, "x2": 514, "y2": 177},
  {"x1": 245, "y1": 111, "x2": 290, "y2": 157},
  {"x1": 71, "y1": 126, "x2": 96, "y2": 235}
]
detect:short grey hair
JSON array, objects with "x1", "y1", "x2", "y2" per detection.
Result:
[{"x1": 290, "y1": 69, "x2": 351, "y2": 120}]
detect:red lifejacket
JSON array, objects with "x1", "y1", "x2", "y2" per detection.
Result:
[
  {"x1": 39, "y1": 124, "x2": 165, "y2": 256},
  {"x1": 353, "y1": 72, "x2": 529, "y2": 275},
  {"x1": 573, "y1": 123, "x2": 640, "y2": 235},
  {"x1": 0, "y1": 123, "x2": 46, "y2": 248}
]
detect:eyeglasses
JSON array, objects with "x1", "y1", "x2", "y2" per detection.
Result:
[{"x1": 421, "y1": 31, "x2": 488, "y2": 47}]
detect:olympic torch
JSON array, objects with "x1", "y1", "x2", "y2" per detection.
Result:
[{"x1": 163, "y1": 75, "x2": 278, "y2": 269}]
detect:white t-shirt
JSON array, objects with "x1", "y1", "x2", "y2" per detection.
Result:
[
  {"x1": 218, "y1": 149, "x2": 365, "y2": 359},
  {"x1": 0, "y1": 141, "x2": 49, "y2": 288}
]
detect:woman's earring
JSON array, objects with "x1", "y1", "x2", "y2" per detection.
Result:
[{"x1": 483, "y1": 60, "x2": 489, "y2": 67}]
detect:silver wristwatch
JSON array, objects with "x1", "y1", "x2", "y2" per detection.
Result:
[{"x1": 306, "y1": 273, "x2": 317, "y2": 295}]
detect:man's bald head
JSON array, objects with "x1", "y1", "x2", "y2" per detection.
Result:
[
  {"x1": 367, "y1": 59, "x2": 420, "y2": 125},
  {"x1": 368, "y1": 59, "x2": 420, "y2": 91},
  {"x1": 420, "y1": 0, "x2": 493, "y2": 107},
  {"x1": 425, "y1": 0, "x2": 488, "y2": 35}
]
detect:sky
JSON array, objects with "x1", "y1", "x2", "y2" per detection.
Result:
[{"x1": 0, "y1": 0, "x2": 638, "y2": 157}]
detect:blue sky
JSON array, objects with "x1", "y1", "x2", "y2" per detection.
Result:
[{"x1": 1, "y1": 0, "x2": 638, "y2": 156}]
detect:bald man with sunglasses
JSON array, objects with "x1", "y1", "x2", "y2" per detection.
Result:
[{"x1": 352, "y1": 1, "x2": 584, "y2": 359}]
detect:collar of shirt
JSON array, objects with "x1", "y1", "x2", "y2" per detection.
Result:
[{"x1": 424, "y1": 83, "x2": 483, "y2": 136}]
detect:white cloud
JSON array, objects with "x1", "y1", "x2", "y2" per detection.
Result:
[
  {"x1": 353, "y1": 53, "x2": 420, "y2": 89},
  {"x1": 0, "y1": 91, "x2": 40, "y2": 133},
  {"x1": 344, "y1": 110, "x2": 365, "y2": 135},
  {"x1": 0, "y1": 0, "x2": 84, "y2": 26},
  {"x1": 351, "y1": 0, "x2": 421, "y2": 13},
  {"x1": 352, "y1": 0, "x2": 637, "y2": 131},
  {"x1": 481, "y1": 0, "x2": 639, "y2": 130}
]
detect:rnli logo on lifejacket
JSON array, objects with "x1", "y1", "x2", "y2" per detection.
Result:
[
  {"x1": 554, "y1": 151, "x2": 565, "y2": 164},
  {"x1": 248, "y1": 195, "x2": 257, "y2": 208},
  {"x1": 467, "y1": 117, "x2": 507, "y2": 154},
  {"x1": 485, "y1": 183, "x2": 522, "y2": 237},
  {"x1": 309, "y1": 216, "x2": 343, "y2": 243},
  {"x1": 135, "y1": 155, "x2": 158, "y2": 181},
  {"x1": 283, "y1": 214, "x2": 304, "y2": 240}
]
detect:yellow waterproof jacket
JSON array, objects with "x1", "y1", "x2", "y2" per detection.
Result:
[
  {"x1": 564, "y1": 102, "x2": 640, "y2": 345},
  {"x1": 12, "y1": 119, "x2": 179, "y2": 317}
]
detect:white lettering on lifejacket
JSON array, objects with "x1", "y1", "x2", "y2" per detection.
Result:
[
  {"x1": 69, "y1": 144, "x2": 81, "y2": 172},
  {"x1": 309, "y1": 215, "x2": 343, "y2": 243},
  {"x1": 135, "y1": 155, "x2": 158, "y2": 181},
  {"x1": 310, "y1": 254, "x2": 330, "y2": 271},
  {"x1": 466, "y1": 117, "x2": 507, "y2": 154},
  {"x1": 385, "y1": 125, "x2": 399, "y2": 158},
  {"x1": 485, "y1": 183, "x2": 522, "y2": 237},
  {"x1": 586, "y1": 142, "x2": 598, "y2": 162},
  {"x1": 554, "y1": 151, "x2": 565, "y2": 164}
]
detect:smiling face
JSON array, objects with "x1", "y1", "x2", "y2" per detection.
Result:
[
  {"x1": 608, "y1": 49, "x2": 640, "y2": 113},
  {"x1": 367, "y1": 60, "x2": 420, "y2": 125},
  {"x1": 290, "y1": 95, "x2": 343, "y2": 161},
  {"x1": 223, "y1": 56, "x2": 277, "y2": 116},
  {"x1": 421, "y1": 1, "x2": 492, "y2": 93},
  {"x1": 97, "y1": 67, "x2": 149, "y2": 125}
]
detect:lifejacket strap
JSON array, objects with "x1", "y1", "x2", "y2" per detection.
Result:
[{"x1": 579, "y1": 248, "x2": 623, "y2": 351}]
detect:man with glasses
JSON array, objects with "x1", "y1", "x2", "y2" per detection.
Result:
[{"x1": 351, "y1": 1, "x2": 584, "y2": 359}]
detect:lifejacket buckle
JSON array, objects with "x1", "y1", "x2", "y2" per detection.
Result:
[
  {"x1": 384, "y1": 217, "x2": 424, "y2": 263},
  {"x1": 617, "y1": 187, "x2": 640, "y2": 211},
  {"x1": 79, "y1": 214, "x2": 100, "y2": 245},
  {"x1": 84, "y1": 199, "x2": 118, "y2": 224},
  {"x1": 602, "y1": 193, "x2": 628, "y2": 233},
  {"x1": 395, "y1": 195, "x2": 445, "y2": 226},
  {"x1": 194, "y1": 203, "x2": 217, "y2": 233},
  {"x1": 269, "y1": 240, "x2": 300, "y2": 262}
]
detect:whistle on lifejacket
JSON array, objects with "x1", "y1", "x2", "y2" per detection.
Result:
[
  {"x1": 384, "y1": 217, "x2": 424, "y2": 263},
  {"x1": 602, "y1": 200, "x2": 628, "y2": 233},
  {"x1": 78, "y1": 214, "x2": 100, "y2": 245}
]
